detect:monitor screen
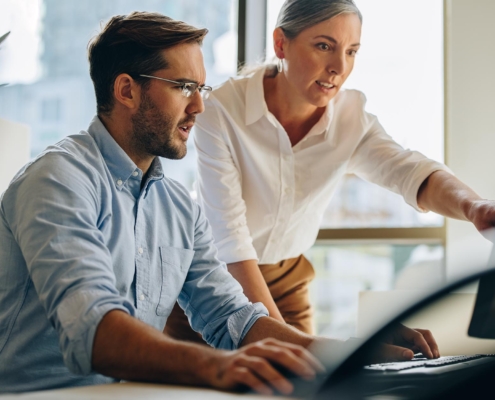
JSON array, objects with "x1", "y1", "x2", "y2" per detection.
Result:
[{"x1": 468, "y1": 270, "x2": 495, "y2": 338}]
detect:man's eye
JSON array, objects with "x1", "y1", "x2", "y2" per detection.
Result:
[
  {"x1": 348, "y1": 49, "x2": 358, "y2": 56},
  {"x1": 317, "y1": 43, "x2": 330, "y2": 51}
]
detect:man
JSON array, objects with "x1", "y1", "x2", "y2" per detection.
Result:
[{"x1": 0, "y1": 12, "x2": 437, "y2": 395}]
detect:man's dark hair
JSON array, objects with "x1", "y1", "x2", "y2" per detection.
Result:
[{"x1": 88, "y1": 12, "x2": 208, "y2": 116}]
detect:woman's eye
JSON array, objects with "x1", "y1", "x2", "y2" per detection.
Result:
[
  {"x1": 317, "y1": 43, "x2": 330, "y2": 51},
  {"x1": 348, "y1": 49, "x2": 358, "y2": 56}
]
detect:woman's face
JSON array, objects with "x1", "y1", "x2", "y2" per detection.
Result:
[{"x1": 276, "y1": 13, "x2": 362, "y2": 107}]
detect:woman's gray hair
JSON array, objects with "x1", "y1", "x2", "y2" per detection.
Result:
[
  {"x1": 277, "y1": 0, "x2": 362, "y2": 40},
  {"x1": 239, "y1": 0, "x2": 362, "y2": 75}
]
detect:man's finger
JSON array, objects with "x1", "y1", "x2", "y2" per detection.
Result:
[
  {"x1": 231, "y1": 366, "x2": 274, "y2": 395},
  {"x1": 246, "y1": 343, "x2": 317, "y2": 380},
  {"x1": 259, "y1": 339, "x2": 326, "y2": 373},
  {"x1": 237, "y1": 356, "x2": 293, "y2": 394}
]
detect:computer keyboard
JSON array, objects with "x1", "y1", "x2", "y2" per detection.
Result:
[{"x1": 365, "y1": 354, "x2": 494, "y2": 372}]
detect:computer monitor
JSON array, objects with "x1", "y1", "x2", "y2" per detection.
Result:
[{"x1": 469, "y1": 261, "x2": 495, "y2": 339}]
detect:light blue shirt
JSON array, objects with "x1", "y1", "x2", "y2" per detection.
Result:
[{"x1": 0, "y1": 116, "x2": 268, "y2": 393}]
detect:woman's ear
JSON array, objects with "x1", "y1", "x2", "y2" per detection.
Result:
[
  {"x1": 273, "y1": 27, "x2": 287, "y2": 59},
  {"x1": 113, "y1": 73, "x2": 141, "y2": 111}
]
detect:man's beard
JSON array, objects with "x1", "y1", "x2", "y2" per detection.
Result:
[{"x1": 130, "y1": 91, "x2": 192, "y2": 160}]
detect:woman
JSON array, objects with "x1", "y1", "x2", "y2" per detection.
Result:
[{"x1": 165, "y1": 0, "x2": 495, "y2": 340}]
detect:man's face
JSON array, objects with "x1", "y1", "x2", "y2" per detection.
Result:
[{"x1": 130, "y1": 43, "x2": 206, "y2": 160}]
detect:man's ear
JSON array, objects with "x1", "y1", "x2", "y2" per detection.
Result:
[
  {"x1": 273, "y1": 27, "x2": 288, "y2": 59},
  {"x1": 113, "y1": 73, "x2": 140, "y2": 110}
]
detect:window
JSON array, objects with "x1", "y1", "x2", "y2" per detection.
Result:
[
  {"x1": 0, "y1": 0, "x2": 238, "y2": 165},
  {"x1": 41, "y1": 98, "x2": 61, "y2": 122},
  {"x1": 306, "y1": 243, "x2": 444, "y2": 338}
]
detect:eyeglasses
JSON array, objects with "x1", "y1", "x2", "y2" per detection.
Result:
[{"x1": 139, "y1": 74, "x2": 212, "y2": 100}]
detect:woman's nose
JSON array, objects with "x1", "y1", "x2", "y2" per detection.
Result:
[{"x1": 327, "y1": 52, "x2": 346, "y2": 75}]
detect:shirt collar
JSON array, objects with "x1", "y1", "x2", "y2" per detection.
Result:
[
  {"x1": 244, "y1": 66, "x2": 336, "y2": 139},
  {"x1": 308, "y1": 100, "x2": 335, "y2": 140},
  {"x1": 87, "y1": 116, "x2": 163, "y2": 190},
  {"x1": 245, "y1": 67, "x2": 269, "y2": 126}
]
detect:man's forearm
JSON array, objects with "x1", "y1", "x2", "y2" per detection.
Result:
[
  {"x1": 227, "y1": 260, "x2": 285, "y2": 322},
  {"x1": 92, "y1": 310, "x2": 222, "y2": 385}
]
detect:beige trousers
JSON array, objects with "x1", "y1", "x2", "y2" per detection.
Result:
[{"x1": 163, "y1": 254, "x2": 315, "y2": 342}]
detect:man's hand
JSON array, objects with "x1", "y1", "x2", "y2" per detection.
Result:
[
  {"x1": 466, "y1": 199, "x2": 495, "y2": 232},
  {"x1": 373, "y1": 324, "x2": 440, "y2": 363},
  {"x1": 209, "y1": 338, "x2": 325, "y2": 396}
]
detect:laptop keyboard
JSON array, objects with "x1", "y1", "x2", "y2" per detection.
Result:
[{"x1": 365, "y1": 354, "x2": 493, "y2": 372}]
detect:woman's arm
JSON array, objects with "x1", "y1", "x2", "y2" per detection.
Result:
[
  {"x1": 228, "y1": 260, "x2": 285, "y2": 322},
  {"x1": 417, "y1": 170, "x2": 495, "y2": 231},
  {"x1": 194, "y1": 100, "x2": 285, "y2": 322}
]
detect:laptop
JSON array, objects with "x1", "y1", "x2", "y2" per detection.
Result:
[{"x1": 307, "y1": 242, "x2": 495, "y2": 399}]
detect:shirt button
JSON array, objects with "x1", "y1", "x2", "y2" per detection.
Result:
[
  {"x1": 132, "y1": 171, "x2": 139, "y2": 177},
  {"x1": 139, "y1": 294, "x2": 145, "y2": 301},
  {"x1": 116, "y1": 179, "x2": 123, "y2": 186},
  {"x1": 138, "y1": 247, "x2": 144, "y2": 254}
]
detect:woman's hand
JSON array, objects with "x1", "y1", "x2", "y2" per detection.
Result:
[
  {"x1": 372, "y1": 324, "x2": 440, "y2": 363},
  {"x1": 466, "y1": 199, "x2": 495, "y2": 232}
]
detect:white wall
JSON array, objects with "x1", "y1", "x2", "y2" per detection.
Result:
[
  {"x1": 0, "y1": 117, "x2": 30, "y2": 194},
  {"x1": 446, "y1": 0, "x2": 495, "y2": 279}
]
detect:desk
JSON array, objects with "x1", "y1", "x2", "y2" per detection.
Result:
[{"x1": 0, "y1": 382, "x2": 292, "y2": 399}]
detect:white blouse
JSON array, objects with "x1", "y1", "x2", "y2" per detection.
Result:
[{"x1": 194, "y1": 67, "x2": 450, "y2": 265}]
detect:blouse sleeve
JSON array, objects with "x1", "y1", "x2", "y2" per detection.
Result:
[
  {"x1": 347, "y1": 110, "x2": 453, "y2": 212},
  {"x1": 194, "y1": 98, "x2": 258, "y2": 264}
]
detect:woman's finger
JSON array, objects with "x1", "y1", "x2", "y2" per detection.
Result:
[{"x1": 415, "y1": 328, "x2": 440, "y2": 358}]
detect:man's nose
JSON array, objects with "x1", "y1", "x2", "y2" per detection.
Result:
[{"x1": 186, "y1": 89, "x2": 205, "y2": 115}]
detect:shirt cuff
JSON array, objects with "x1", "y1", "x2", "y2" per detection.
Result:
[
  {"x1": 216, "y1": 235, "x2": 259, "y2": 264},
  {"x1": 55, "y1": 289, "x2": 135, "y2": 375},
  {"x1": 227, "y1": 302, "x2": 269, "y2": 348},
  {"x1": 404, "y1": 162, "x2": 454, "y2": 212}
]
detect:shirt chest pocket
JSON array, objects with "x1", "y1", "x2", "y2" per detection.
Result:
[{"x1": 156, "y1": 246, "x2": 195, "y2": 317}]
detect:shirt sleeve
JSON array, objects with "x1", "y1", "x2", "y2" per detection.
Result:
[
  {"x1": 194, "y1": 98, "x2": 258, "y2": 264},
  {"x1": 347, "y1": 110, "x2": 453, "y2": 212},
  {"x1": 3, "y1": 152, "x2": 135, "y2": 375},
  {"x1": 177, "y1": 201, "x2": 268, "y2": 350}
]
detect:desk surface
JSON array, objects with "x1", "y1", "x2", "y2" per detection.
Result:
[{"x1": 0, "y1": 382, "x2": 292, "y2": 399}]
